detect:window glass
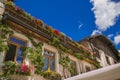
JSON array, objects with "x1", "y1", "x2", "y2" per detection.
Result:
[
  {"x1": 5, "y1": 36, "x2": 26, "y2": 63},
  {"x1": 44, "y1": 50, "x2": 55, "y2": 71},
  {"x1": 16, "y1": 48, "x2": 23, "y2": 64},
  {"x1": 50, "y1": 59, "x2": 55, "y2": 71},
  {"x1": 10, "y1": 36, "x2": 26, "y2": 46},
  {"x1": 106, "y1": 56, "x2": 110, "y2": 65},
  {"x1": 70, "y1": 60, "x2": 77, "y2": 76},
  {"x1": 5, "y1": 44, "x2": 17, "y2": 61},
  {"x1": 43, "y1": 57, "x2": 49, "y2": 71}
]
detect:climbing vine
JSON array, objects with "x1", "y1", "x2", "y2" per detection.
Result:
[
  {"x1": 0, "y1": 24, "x2": 13, "y2": 52},
  {"x1": 23, "y1": 36, "x2": 44, "y2": 75},
  {"x1": 0, "y1": 24, "x2": 13, "y2": 78}
]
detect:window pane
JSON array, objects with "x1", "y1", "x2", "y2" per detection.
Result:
[
  {"x1": 16, "y1": 48, "x2": 23, "y2": 64},
  {"x1": 86, "y1": 66, "x2": 91, "y2": 72},
  {"x1": 106, "y1": 56, "x2": 110, "y2": 65},
  {"x1": 70, "y1": 60, "x2": 77, "y2": 76},
  {"x1": 43, "y1": 57, "x2": 48, "y2": 71},
  {"x1": 44, "y1": 50, "x2": 54, "y2": 57},
  {"x1": 5, "y1": 44, "x2": 17, "y2": 61},
  {"x1": 44, "y1": 50, "x2": 55, "y2": 71},
  {"x1": 10, "y1": 37, "x2": 26, "y2": 46},
  {"x1": 50, "y1": 59, "x2": 55, "y2": 71}
]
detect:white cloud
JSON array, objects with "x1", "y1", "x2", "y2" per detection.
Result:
[
  {"x1": 91, "y1": 29, "x2": 102, "y2": 35},
  {"x1": 119, "y1": 50, "x2": 120, "y2": 52},
  {"x1": 107, "y1": 34, "x2": 114, "y2": 38},
  {"x1": 90, "y1": 0, "x2": 120, "y2": 31},
  {"x1": 78, "y1": 24, "x2": 83, "y2": 29},
  {"x1": 114, "y1": 35, "x2": 120, "y2": 44}
]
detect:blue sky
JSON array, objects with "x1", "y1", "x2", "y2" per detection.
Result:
[{"x1": 14, "y1": 0, "x2": 120, "y2": 50}]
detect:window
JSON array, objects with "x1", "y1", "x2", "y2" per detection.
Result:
[
  {"x1": 70, "y1": 60, "x2": 77, "y2": 76},
  {"x1": 5, "y1": 36, "x2": 26, "y2": 64},
  {"x1": 85, "y1": 66, "x2": 91, "y2": 72},
  {"x1": 106, "y1": 56, "x2": 110, "y2": 65},
  {"x1": 43, "y1": 50, "x2": 55, "y2": 71}
]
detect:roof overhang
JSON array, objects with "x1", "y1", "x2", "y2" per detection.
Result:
[
  {"x1": 79, "y1": 34, "x2": 119, "y2": 60},
  {"x1": 65, "y1": 63, "x2": 120, "y2": 80}
]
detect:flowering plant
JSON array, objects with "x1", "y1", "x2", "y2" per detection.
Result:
[
  {"x1": 54, "y1": 30, "x2": 59, "y2": 34},
  {"x1": 20, "y1": 64, "x2": 31, "y2": 75},
  {"x1": 3, "y1": 61, "x2": 32, "y2": 77},
  {"x1": 43, "y1": 69, "x2": 61, "y2": 80}
]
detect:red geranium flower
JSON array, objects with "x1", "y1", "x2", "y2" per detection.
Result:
[
  {"x1": 20, "y1": 64, "x2": 30, "y2": 73},
  {"x1": 54, "y1": 30, "x2": 59, "y2": 34}
]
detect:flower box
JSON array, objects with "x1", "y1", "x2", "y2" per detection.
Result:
[{"x1": 9, "y1": 75, "x2": 30, "y2": 80}]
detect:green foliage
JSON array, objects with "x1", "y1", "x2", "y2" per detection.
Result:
[
  {"x1": 2, "y1": 61, "x2": 19, "y2": 77},
  {"x1": 59, "y1": 56, "x2": 75, "y2": 76},
  {"x1": 68, "y1": 67, "x2": 74, "y2": 76},
  {"x1": 74, "y1": 53, "x2": 85, "y2": 60},
  {"x1": 2, "y1": 61, "x2": 31, "y2": 78},
  {"x1": 34, "y1": 45, "x2": 44, "y2": 75},
  {"x1": 0, "y1": 72, "x2": 3, "y2": 78},
  {"x1": 0, "y1": 42, "x2": 8, "y2": 52},
  {"x1": 43, "y1": 71, "x2": 61, "y2": 80},
  {"x1": 118, "y1": 52, "x2": 120, "y2": 57},
  {"x1": 4, "y1": 1, "x2": 14, "y2": 7},
  {"x1": 28, "y1": 43, "x2": 44, "y2": 75},
  {"x1": 59, "y1": 56, "x2": 70, "y2": 67},
  {"x1": 27, "y1": 35, "x2": 38, "y2": 47},
  {"x1": 59, "y1": 44, "x2": 67, "y2": 52},
  {"x1": 94, "y1": 63, "x2": 101, "y2": 69},
  {"x1": 0, "y1": 25, "x2": 13, "y2": 35},
  {"x1": 26, "y1": 36, "x2": 44, "y2": 75},
  {"x1": 21, "y1": 46, "x2": 33, "y2": 59},
  {"x1": 49, "y1": 37, "x2": 61, "y2": 48},
  {"x1": 0, "y1": 24, "x2": 14, "y2": 52}
]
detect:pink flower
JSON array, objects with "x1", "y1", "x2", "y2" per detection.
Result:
[
  {"x1": 87, "y1": 48, "x2": 91, "y2": 51},
  {"x1": 20, "y1": 64, "x2": 30, "y2": 73},
  {"x1": 91, "y1": 52, "x2": 96, "y2": 55},
  {"x1": 31, "y1": 16, "x2": 35, "y2": 20},
  {"x1": 15, "y1": 6, "x2": 19, "y2": 11}
]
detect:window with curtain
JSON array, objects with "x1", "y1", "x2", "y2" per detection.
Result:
[{"x1": 43, "y1": 50, "x2": 55, "y2": 71}]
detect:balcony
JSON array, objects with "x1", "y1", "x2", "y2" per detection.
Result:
[{"x1": 4, "y1": 4, "x2": 52, "y2": 40}]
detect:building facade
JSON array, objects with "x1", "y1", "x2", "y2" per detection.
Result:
[
  {"x1": 79, "y1": 35, "x2": 119, "y2": 67},
  {"x1": 0, "y1": 1, "x2": 119, "y2": 80}
]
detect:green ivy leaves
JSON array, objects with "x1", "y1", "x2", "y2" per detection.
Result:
[{"x1": 0, "y1": 24, "x2": 13, "y2": 52}]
